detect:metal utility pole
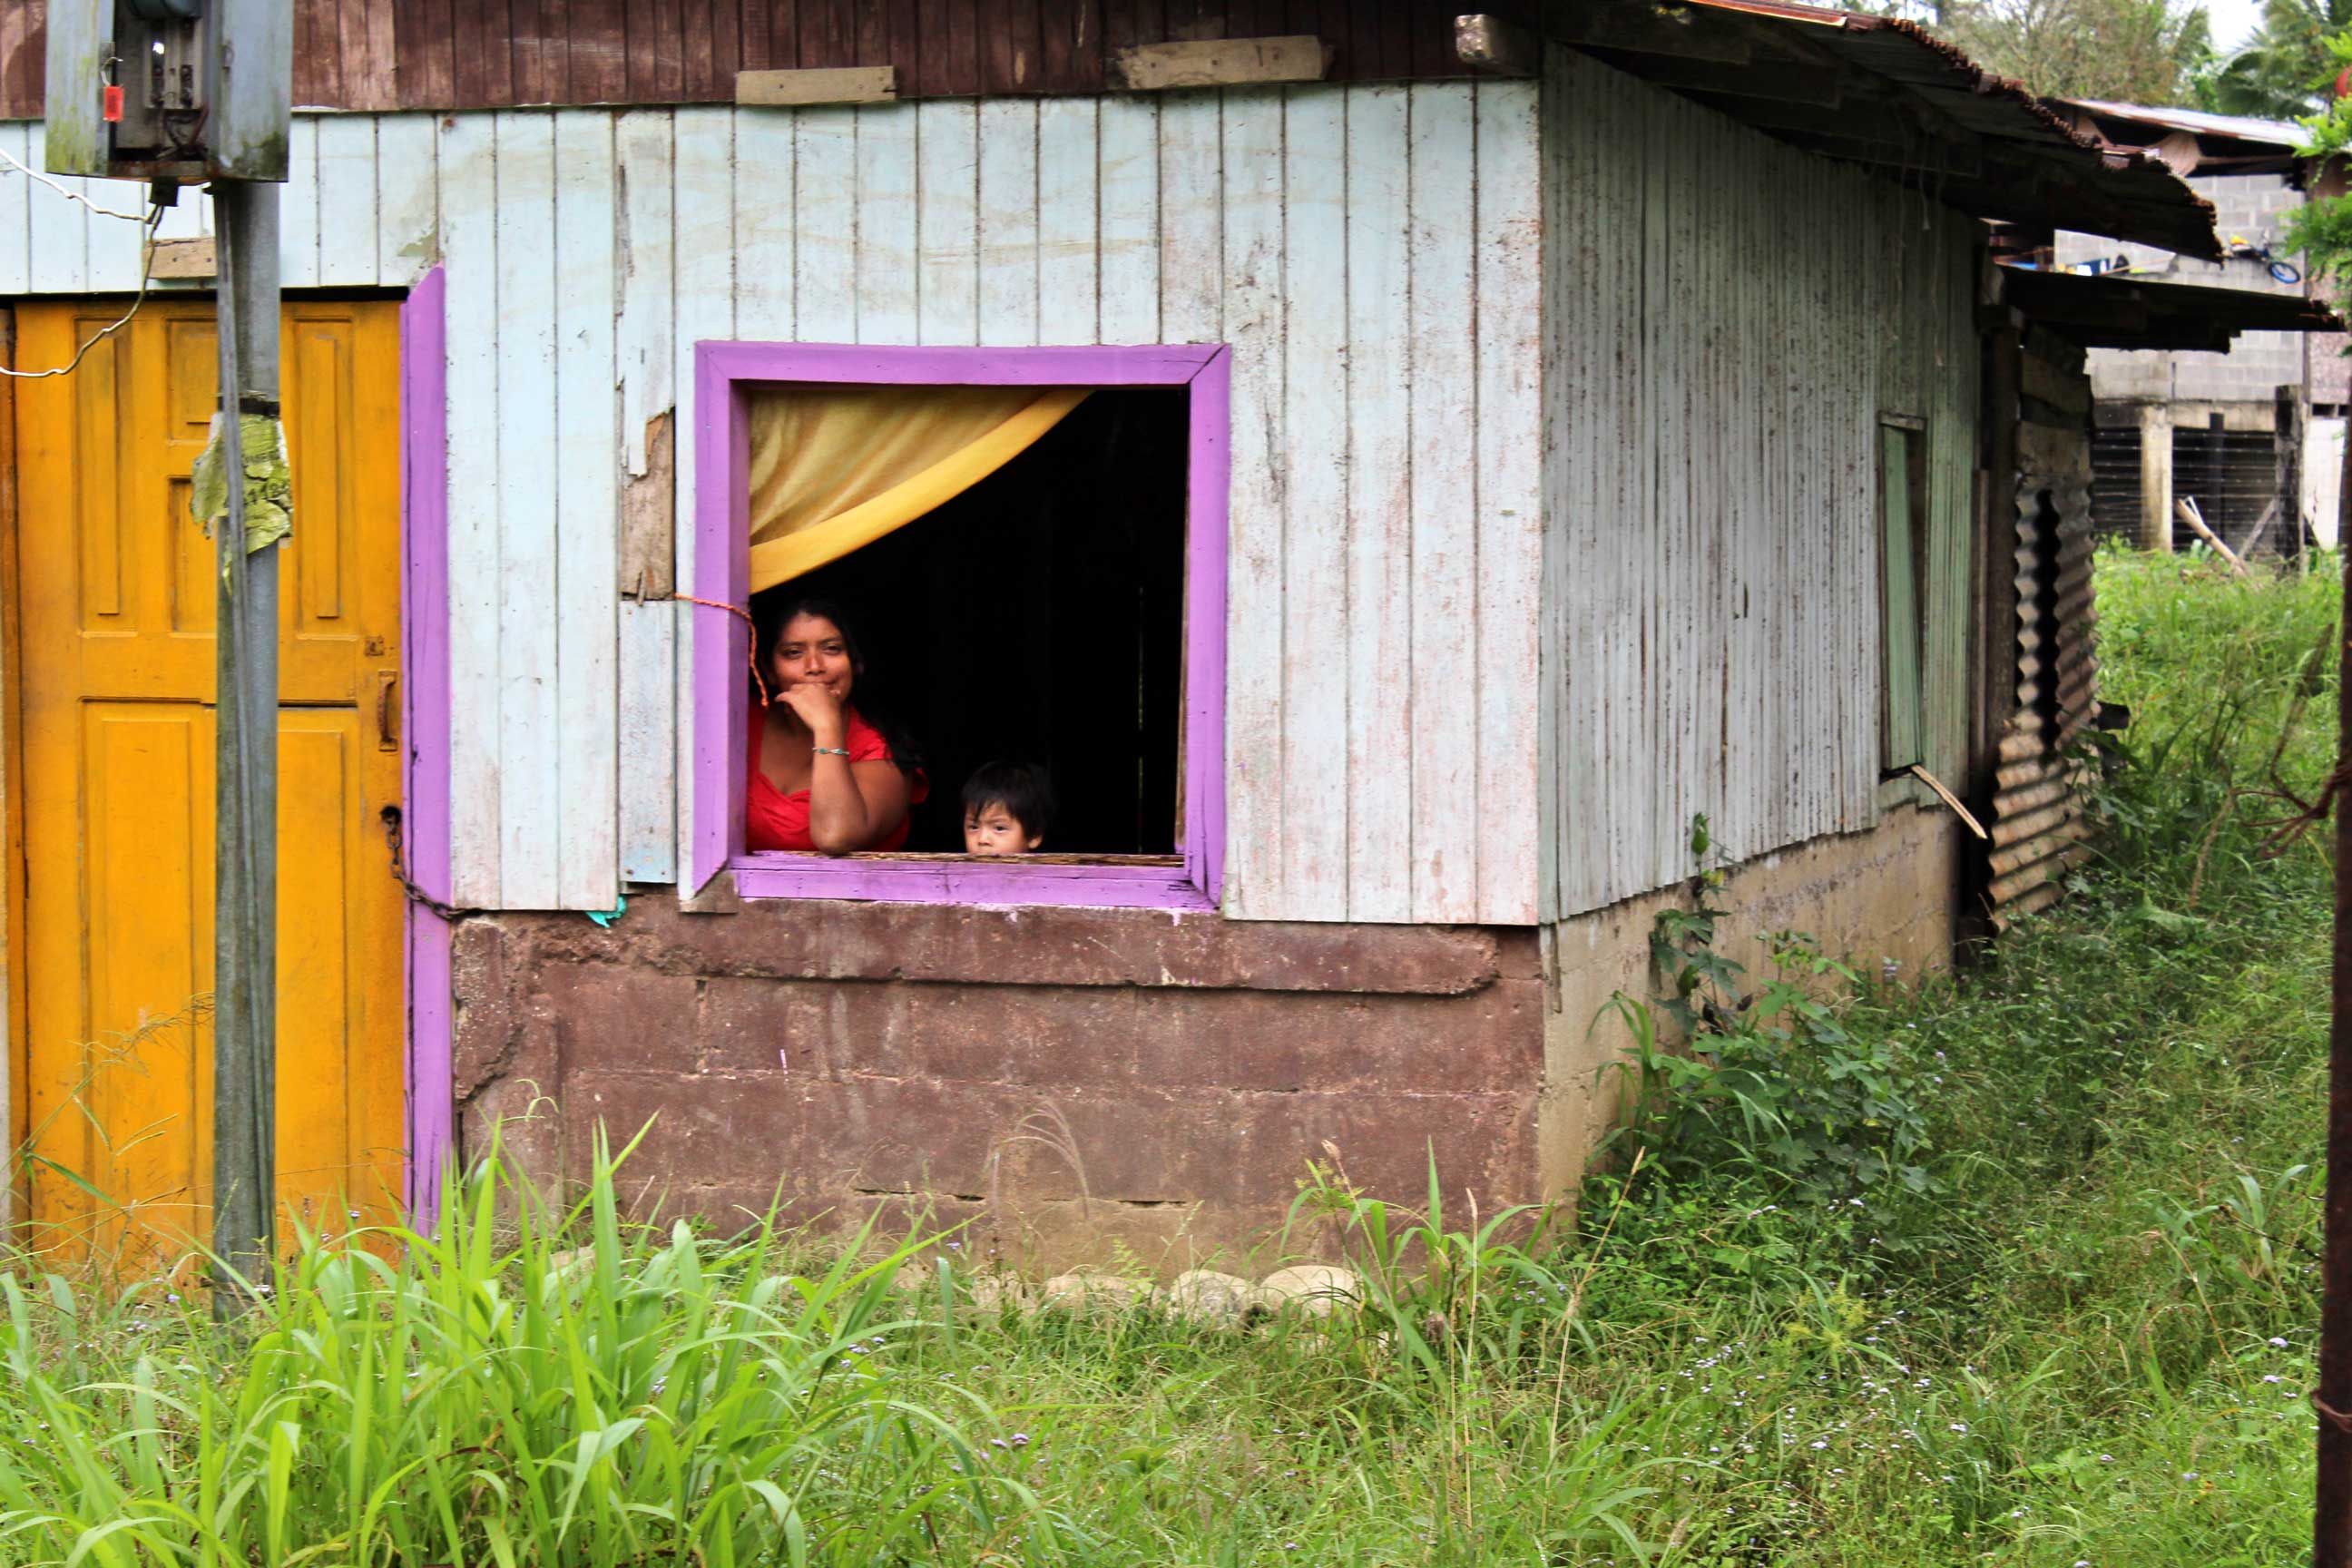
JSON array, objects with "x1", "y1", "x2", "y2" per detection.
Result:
[
  {"x1": 45, "y1": 0, "x2": 292, "y2": 1301},
  {"x1": 2318, "y1": 427, "x2": 2352, "y2": 1568},
  {"x1": 210, "y1": 176, "x2": 280, "y2": 1299}
]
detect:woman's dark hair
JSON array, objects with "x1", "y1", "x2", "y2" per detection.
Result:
[
  {"x1": 961, "y1": 760, "x2": 1057, "y2": 843},
  {"x1": 754, "y1": 593, "x2": 923, "y2": 779}
]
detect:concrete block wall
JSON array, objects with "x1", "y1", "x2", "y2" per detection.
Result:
[{"x1": 2056, "y1": 172, "x2": 2309, "y2": 404}]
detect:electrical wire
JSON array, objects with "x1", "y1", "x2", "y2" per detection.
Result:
[
  {"x1": 0, "y1": 198, "x2": 169, "y2": 380},
  {"x1": 0, "y1": 143, "x2": 153, "y2": 222}
]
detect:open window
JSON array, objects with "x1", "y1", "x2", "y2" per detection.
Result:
[
  {"x1": 690, "y1": 344, "x2": 1230, "y2": 910},
  {"x1": 1877, "y1": 415, "x2": 1928, "y2": 778}
]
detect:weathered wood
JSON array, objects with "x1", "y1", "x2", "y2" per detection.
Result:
[
  {"x1": 147, "y1": 237, "x2": 219, "y2": 279},
  {"x1": 1034, "y1": 97, "x2": 1093, "y2": 344},
  {"x1": 916, "y1": 99, "x2": 980, "y2": 346},
  {"x1": 1111, "y1": 34, "x2": 1332, "y2": 90},
  {"x1": 1474, "y1": 78, "x2": 1543, "y2": 924},
  {"x1": 1220, "y1": 87, "x2": 1285, "y2": 919},
  {"x1": 122, "y1": 93, "x2": 1551, "y2": 924},
  {"x1": 1541, "y1": 48, "x2": 1979, "y2": 916},
  {"x1": 494, "y1": 111, "x2": 563, "y2": 908},
  {"x1": 555, "y1": 109, "x2": 622, "y2": 910},
  {"x1": 1279, "y1": 85, "x2": 1348, "y2": 920},
  {"x1": 855, "y1": 102, "x2": 917, "y2": 342},
  {"x1": 671, "y1": 106, "x2": 736, "y2": 889},
  {"x1": 1407, "y1": 82, "x2": 1479, "y2": 923},
  {"x1": 975, "y1": 100, "x2": 1043, "y2": 347},
  {"x1": 734, "y1": 65, "x2": 897, "y2": 104},
  {"x1": 1344, "y1": 83, "x2": 1413, "y2": 923},
  {"x1": 621, "y1": 410, "x2": 676, "y2": 598},
  {"x1": 438, "y1": 111, "x2": 503, "y2": 906}
]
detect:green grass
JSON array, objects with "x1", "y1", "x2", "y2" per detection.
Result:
[{"x1": 0, "y1": 544, "x2": 2337, "y2": 1564}]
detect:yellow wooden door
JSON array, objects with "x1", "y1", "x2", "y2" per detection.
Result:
[{"x1": 15, "y1": 299, "x2": 406, "y2": 1267}]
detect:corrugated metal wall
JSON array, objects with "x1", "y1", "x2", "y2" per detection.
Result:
[
  {"x1": 1991, "y1": 348, "x2": 2099, "y2": 927},
  {"x1": 0, "y1": 89, "x2": 1545, "y2": 924},
  {"x1": 1537, "y1": 47, "x2": 1981, "y2": 921}
]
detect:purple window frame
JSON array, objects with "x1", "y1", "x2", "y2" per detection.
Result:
[{"x1": 690, "y1": 342, "x2": 1230, "y2": 910}]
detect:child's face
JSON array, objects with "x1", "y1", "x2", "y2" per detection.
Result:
[{"x1": 964, "y1": 801, "x2": 1042, "y2": 856}]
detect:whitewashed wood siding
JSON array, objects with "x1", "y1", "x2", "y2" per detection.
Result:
[
  {"x1": 0, "y1": 87, "x2": 1545, "y2": 924},
  {"x1": 1538, "y1": 49, "x2": 1980, "y2": 921}
]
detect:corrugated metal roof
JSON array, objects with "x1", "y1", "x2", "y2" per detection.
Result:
[
  {"x1": 1549, "y1": 0, "x2": 2223, "y2": 259},
  {"x1": 2060, "y1": 98, "x2": 2307, "y2": 152}
]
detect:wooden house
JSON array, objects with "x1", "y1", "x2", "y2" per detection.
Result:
[{"x1": 0, "y1": 0, "x2": 2270, "y2": 1261}]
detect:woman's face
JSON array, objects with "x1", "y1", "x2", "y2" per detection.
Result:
[{"x1": 769, "y1": 612, "x2": 856, "y2": 702}]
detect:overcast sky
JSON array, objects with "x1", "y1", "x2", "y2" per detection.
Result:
[{"x1": 2204, "y1": 0, "x2": 2266, "y2": 54}]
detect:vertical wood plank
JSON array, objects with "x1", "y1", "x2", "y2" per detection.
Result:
[
  {"x1": 671, "y1": 107, "x2": 735, "y2": 887},
  {"x1": 24, "y1": 123, "x2": 87, "y2": 295},
  {"x1": 1344, "y1": 82, "x2": 1409, "y2": 922},
  {"x1": 1156, "y1": 91, "x2": 1220, "y2": 345},
  {"x1": 493, "y1": 111, "x2": 561, "y2": 907},
  {"x1": 915, "y1": 98, "x2": 979, "y2": 347},
  {"x1": 615, "y1": 111, "x2": 675, "y2": 476},
  {"x1": 375, "y1": 113, "x2": 441, "y2": 284},
  {"x1": 617, "y1": 602, "x2": 679, "y2": 879},
  {"x1": 0, "y1": 123, "x2": 39, "y2": 296},
  {"x1": 1405, "y1": 83, "x2": 1476, "y2": 923},
  {"x1": 1277, "y1": 85, "x2": 1348, "y2": 920},
  {"x1": 857, "y1": 103, "x2": 918, "y2": 343},
  {"x1": 1473, "y1": 78, "x2": 1541, "y2": 925},
  {"x1": 733, "y1": 106, "x2": 798, "y2": 338},
  {"x1": 572, "y1": 0, "x2": 628, "y2": 100},
  {"x1": 1096, "y1": 95, "x2": 1158, "y2": 343},
  {"x1": 614, "y1": 109, "x2": 678, "y2": 878},
  {"x1": 436, "y1": 112, "x2": 502, "y2": 904},
  {"x1": 82, "y1": 173, "x2": 143, "y2": 294},
  {"x1": 317, "y1": 113, "x2": 381, "y2": 285},
  {"x1": 398, "y1": 0, "x2": 459, "y2": 108},
  {"x1": 1034, "y1": 97, "x2": 1094, "y2": 344},
  {"x1": 793, "y1": 107, "x2": 858, "y2": 339},
  {"x1": 554, "y1": 110, "x2": 621, "y2": 909},
  {"x1": 979, "y1": 99, "x2": 1042, "y2": 347},
  {"x1": 1220, "y1": 87, "x2": 1284, "y2": 920},
  {"x1": 279, "y1": 115, "x2": 322, "y2": 288}
]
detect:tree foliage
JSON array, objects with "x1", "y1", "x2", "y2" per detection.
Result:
[
  {"x1": 1898, "y1": 0, "x2": 2217, "y2": 104},
  {"x1": 2204, "y1": 0, "x2": 2352, "y2": 116},
  {"x1": 2281, "y1": 32, "x2": 2352, "y2": 295}
]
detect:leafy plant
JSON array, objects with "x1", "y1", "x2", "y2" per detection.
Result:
[{"x1": 1602, "y1": 817, "x2": 1937, "y2": 1211}]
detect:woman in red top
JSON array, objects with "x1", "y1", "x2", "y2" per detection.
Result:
[{"x1": 747, "y1": 597, "x2": 927, "y2": 853}]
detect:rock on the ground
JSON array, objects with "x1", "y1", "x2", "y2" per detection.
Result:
[
  {"x1": 1039, "y1": 1271, "x2": 1145, "y2": 1313},
  {"x1": 1258, "y1": 1263, "x2": 1364, "y2": 1316},
  {"x1": 1157, "y1": 1269, "x2": 1269, "y2": 1325}
]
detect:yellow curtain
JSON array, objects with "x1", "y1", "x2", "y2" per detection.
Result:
[{"x1": 746, "y1": 385, "x2": 1090, "y2": 592}]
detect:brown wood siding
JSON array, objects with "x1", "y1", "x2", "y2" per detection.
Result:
[{"x1": 0, "y1": 0, "x2": 1525, "y2": 118}]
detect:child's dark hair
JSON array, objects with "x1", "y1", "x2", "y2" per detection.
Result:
[
  {"x1": 961, "y1": 760, "x2": 1056, "y2": 842},
  {"x1": 753, "y1": 592, "x2": 922, "y2": 779}
]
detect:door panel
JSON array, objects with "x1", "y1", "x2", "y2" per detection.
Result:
[{"x1": 15, "y1": 298, "x2": 406, "y2": 1267}]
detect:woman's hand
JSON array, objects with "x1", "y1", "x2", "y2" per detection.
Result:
[{"x1": 777, "y1": 681, "x2": 848, "y2": 747}]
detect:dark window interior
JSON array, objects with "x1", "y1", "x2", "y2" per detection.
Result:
[{"x1": 749, "y1": 387, "x2": 1190, "y2": 856}]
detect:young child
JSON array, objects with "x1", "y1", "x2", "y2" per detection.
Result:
[{"x1": 961, "y1": 760, "x2": 1055, "y2": 856}]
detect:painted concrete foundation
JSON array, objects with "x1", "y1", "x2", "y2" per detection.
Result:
[{"x1": 450, "y1": 808, "x2": 1961, "y2": 1269}]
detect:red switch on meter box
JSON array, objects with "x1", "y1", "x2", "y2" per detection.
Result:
[{"x1": 102, "y1": 84, "x2": 122, "y2": 122}]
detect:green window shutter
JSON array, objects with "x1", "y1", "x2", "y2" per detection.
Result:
[{"x1": 1879, "y1": 423, "x2": 1923, "y2": 772}]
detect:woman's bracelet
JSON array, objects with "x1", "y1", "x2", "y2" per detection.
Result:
[{"x1": 813, "y1": 746, "x2": 851, "y2": 758}]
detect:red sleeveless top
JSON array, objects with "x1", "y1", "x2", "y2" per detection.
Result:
[{"x1": 746, "y1": 701, "x2": 926, "y2": 853}]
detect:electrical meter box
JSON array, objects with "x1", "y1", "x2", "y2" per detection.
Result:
[{"x1": 44, "y1": 0, "x2": 289, "y2": 182}]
